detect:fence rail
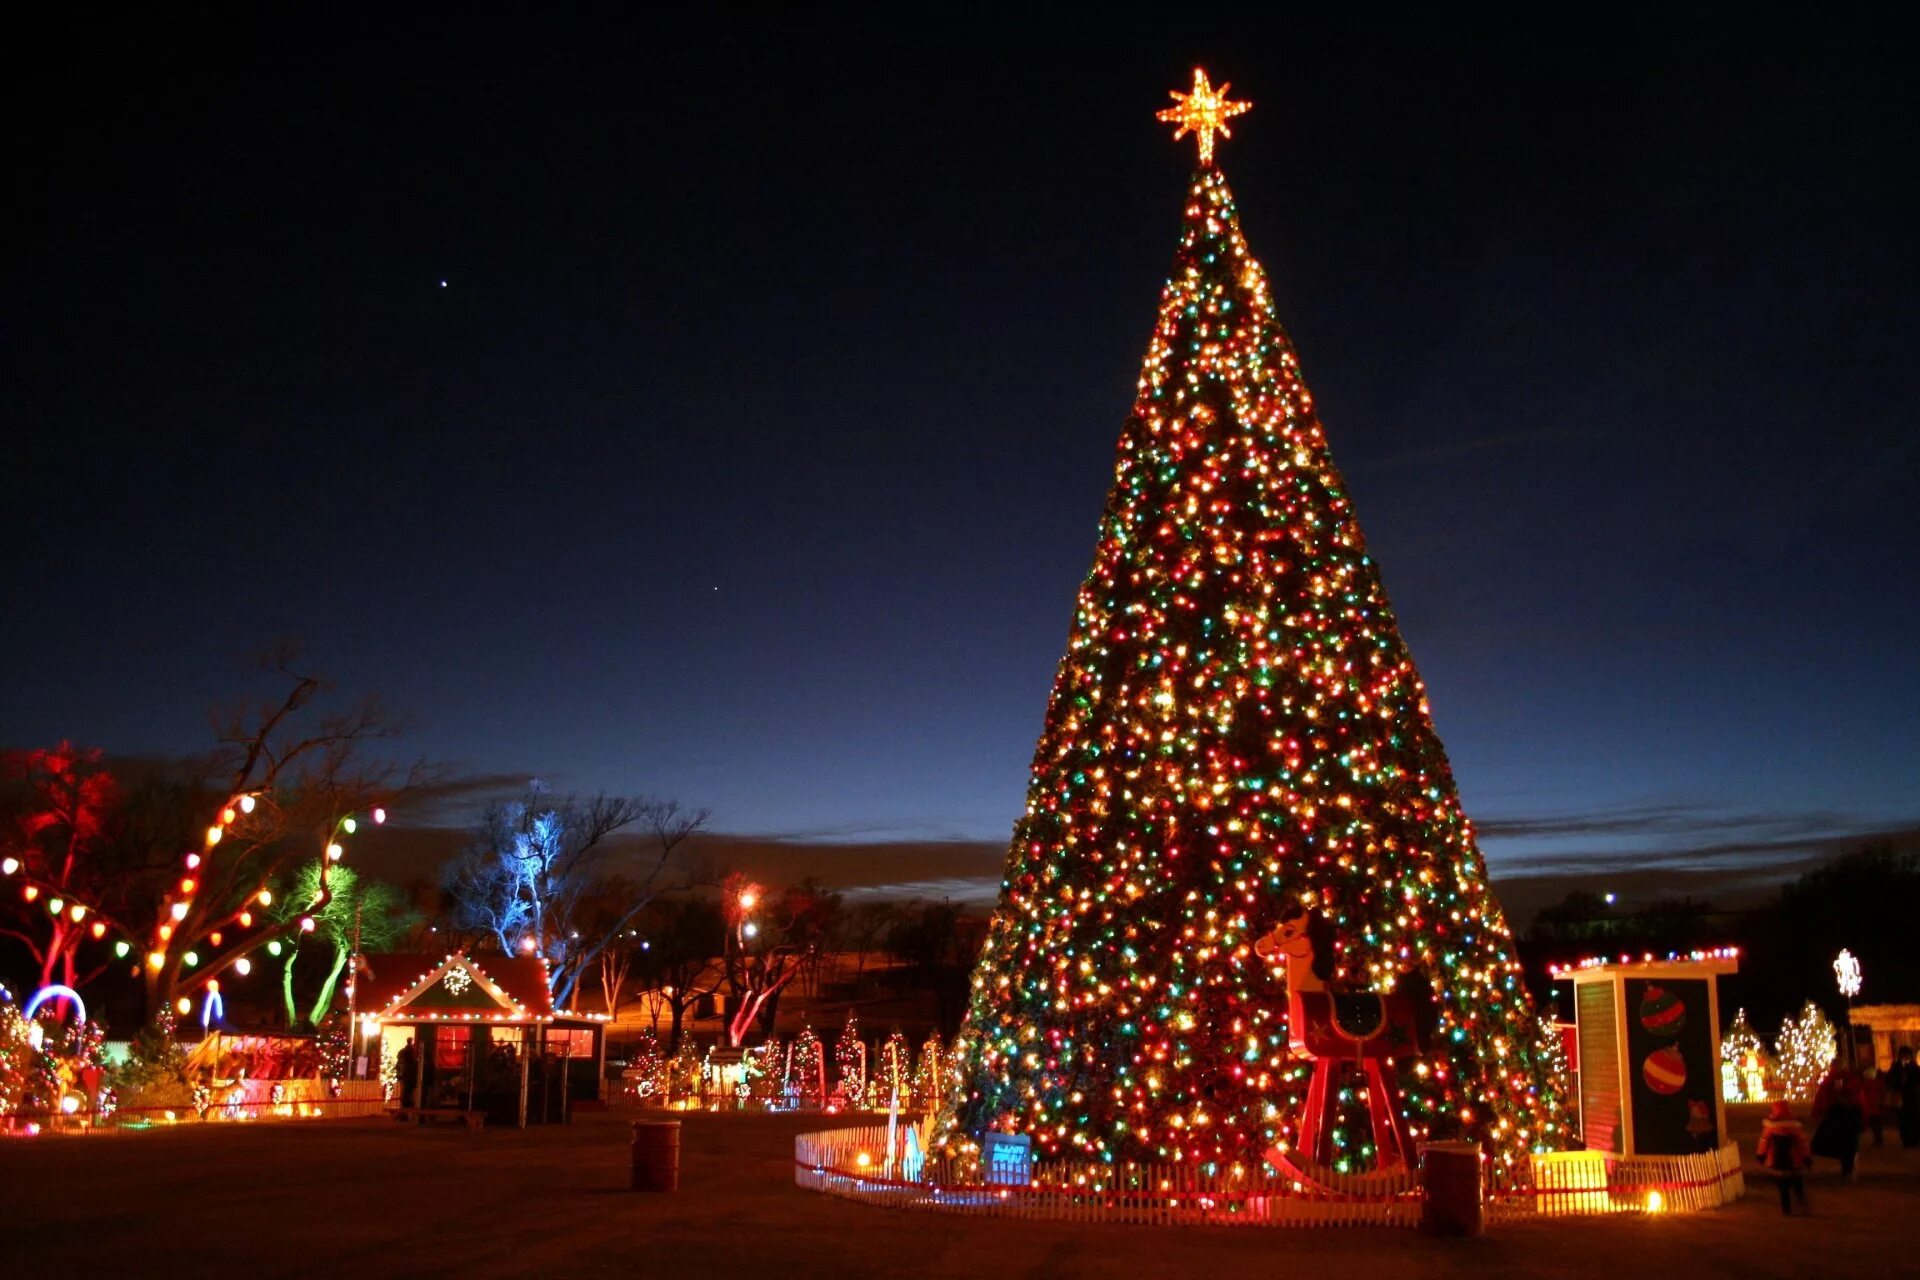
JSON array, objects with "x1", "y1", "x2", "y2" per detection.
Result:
[
  {"x1": 4, "y1": 1083, "x2": 388, "y2": 1136},
  {"x1": 1495, "y1": 1143, "x2": 1745, "y2": 1219},
  {"x1": 796, "y1": 1125, "x2": 1746, "y2": 1229},
  {"x1": 608, "y1": 1081, "x2": 873, "y2": 1114},
  {"x1": 795, "y1": 1124, "x2": 1422, "y2": 1229}
]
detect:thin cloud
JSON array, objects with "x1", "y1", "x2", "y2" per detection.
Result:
[
  {"x1": 390, "y1": 771, "x2": 531, "y2": 826},
  {"x1": 1475, "y1": 803, "x2": 1855, "y2": 845},
  {"x1": 1346, "y1": 426, "x2": 1593, "y2": 475},
  {"x1": 1478, "y1": 803, "x2": 1920, "y2": 879}
]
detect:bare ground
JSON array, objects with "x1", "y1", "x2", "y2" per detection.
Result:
[{"x1": 3, "y1": 1107, "x2": 1915, "y2": 1279}]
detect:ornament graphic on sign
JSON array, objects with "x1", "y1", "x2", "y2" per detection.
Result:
[
  {"x1": 1638, "y1": 984, "x2": 1685, "y2": 1038},
  {"x1": 1642, "y1": 1044, "x2": 1687, "y2": 1096}
]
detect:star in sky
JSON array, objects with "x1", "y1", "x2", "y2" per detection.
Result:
[{"x1": 1157, "y1": 67, "x2": 1251, "y2": 165}]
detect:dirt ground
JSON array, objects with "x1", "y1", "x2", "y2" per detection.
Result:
[{"x1": 4, "y1": 1106, "x2": 1916, "y2": 1279}]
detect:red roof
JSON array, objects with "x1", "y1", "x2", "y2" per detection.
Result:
[
  {"x1": 357, "y1": 952, "x2": 562, "y2": 1021},
  {"x1": 474, "y1": 956, "x2": 560, "y2": 1017}
]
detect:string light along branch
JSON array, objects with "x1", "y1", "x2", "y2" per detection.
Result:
[
  {"x1": 1156, "y1": 67, "x2": 1250, "y2": 166},
  {"x1": 169, "y1": 803, "x2": 389, "y2": 1002}
]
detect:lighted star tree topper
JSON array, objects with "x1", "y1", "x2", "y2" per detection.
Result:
[
  {"x1": 1156, "y1": 68, "x2": 1249, "y2": 166},
  {"x1": 936, "y1": 72, "x2": 1569, "y2": 1177}
]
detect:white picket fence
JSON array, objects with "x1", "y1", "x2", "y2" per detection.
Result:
[
  {"x1": 797, "y1": 1125, "x2": 1746, "y2": 1228},
  {"x1": 795, "y1": 1124, "x2": 1421, "y2": 1228},
  {"x1": 1493, "y1": 1142, "x2": 1744, "y2": 1219}
]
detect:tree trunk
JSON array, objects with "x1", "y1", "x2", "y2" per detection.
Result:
[
  {"x1": 668, "y1": 1000, "x2": 685, "y2": 1052},
  {"x1": 282, "y1": 948, "x2": 302, "y2": 1028},
  {"x1": 306, "y1": 945, "x2": 349, "y2": 1026}
]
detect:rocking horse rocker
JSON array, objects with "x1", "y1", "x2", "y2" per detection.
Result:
[{"x1": 1253, "y1": 906, "x2": 1434, "y2": 1172}]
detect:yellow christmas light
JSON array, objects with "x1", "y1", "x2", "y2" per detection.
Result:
[{"x1": 1156, "y1": 67, "x2": 1250, "y2": 165}]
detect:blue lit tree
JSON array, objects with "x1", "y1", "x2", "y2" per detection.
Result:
[{"x1": 442, "y1": 787, "x2": 708, "y2": 1008}]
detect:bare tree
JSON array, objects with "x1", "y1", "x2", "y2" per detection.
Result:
[
  {"x1": 844, "y1": 901, "x2": 900, "y2": 993},
  {"x1": 0, "y1": 654, "x2": 426, "y2": 1015},
  {"x1": 146, "y1": 654, "x2": 429, "y2": 1011},
  {"x1": 884, "y1": 900, "x2": 981, "y2": 1034},
  {"x1": 719, "y1": 873, "x2": 840, "y2": 1047},
  {"x1": 632, "y1": 895, "x2": 727, "y2": 1049},
  {"x1": 443, "y1": 787, "x2": 708, "y2": 1008}
]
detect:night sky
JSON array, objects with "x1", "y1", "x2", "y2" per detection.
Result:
[{"x1": 8, "y1": 12, "x2": 1916, "y2": 904}]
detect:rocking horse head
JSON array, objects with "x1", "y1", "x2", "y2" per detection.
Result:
[{"x1": 1252, "y1": 904, "x2": 1337, "y2": 982}]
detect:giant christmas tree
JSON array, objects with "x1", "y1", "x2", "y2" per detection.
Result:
[{"x1": 938, "y1": 71, "x2": 1568, "y2": 1177}]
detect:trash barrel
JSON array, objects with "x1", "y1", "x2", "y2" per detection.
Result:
[
  {"x1": 1420, "y1": 1141, "x2": 1484, "y2": 1236},
  {"x1": 631, "y1": 1119, "x2": 681, "y2": 1192}
]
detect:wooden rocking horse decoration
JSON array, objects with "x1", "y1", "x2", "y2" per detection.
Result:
[{"x1": 1253, "y1": 905, "x2": 1434, "y2": 1172}]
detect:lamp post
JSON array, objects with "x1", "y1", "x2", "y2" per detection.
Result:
[{"x1": 1834, "y1": 949, "x2": 1862, "y2": 1066}]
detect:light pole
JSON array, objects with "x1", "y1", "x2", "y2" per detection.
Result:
[{"x1": 1834, "y1": 949, "x2": 1862, "y2": 1067}]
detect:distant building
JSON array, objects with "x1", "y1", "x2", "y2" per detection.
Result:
[{"x1": 1852, "y1": 1003, "x2": 1920, "y2": 1070}]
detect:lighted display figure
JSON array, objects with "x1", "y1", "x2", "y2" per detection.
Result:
[
  {"x1": 1834, "y1": 948, "x2": 1862, "y2": 1064},
  {"x1": 939, "y1": 72, "x2": 1566, "y2": 1176},
  {"x1": 1833, "y1": 949, "x2": 1861, "y2": 999}
]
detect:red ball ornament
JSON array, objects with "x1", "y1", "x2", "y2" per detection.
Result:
[
  {"x1": 1642, "y1": 1045, "x2": 1687, "y2": 1096},
  {"x1": 1638, "y1": 984, "x2": 1686, "y2": 1038}
]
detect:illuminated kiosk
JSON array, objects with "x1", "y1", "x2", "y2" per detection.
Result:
[
  {"x1": 1851, "y1": 1003, "x2": 1920, "y2": 1070},
  {"x1": 359, "y1": 952, "x2": 607, "y2": 1128},
  {"x1": 1528, "y1": 950, "x2": 1744, "y2": 1213}
]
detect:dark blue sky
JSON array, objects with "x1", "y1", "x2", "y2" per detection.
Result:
[{"x1": 8, "y1": 11, "x2": 1916, "y2": 894}]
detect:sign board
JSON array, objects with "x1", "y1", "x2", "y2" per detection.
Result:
[
  {"x1": 981, "y1": 1132, "x2": 1033, "y2": 1186},
  {"x1": 1623, "y1": 977, "x2": 1718, "y2": 1154}
]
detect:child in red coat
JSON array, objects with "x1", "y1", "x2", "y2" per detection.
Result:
[{"x1": 1757, "y1": 1099, "x2": 1812, "y2": 1214}]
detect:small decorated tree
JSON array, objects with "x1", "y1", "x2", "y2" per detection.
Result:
[
  {"x1": 628, "y1": 1030, "x2": 668, "y2": 1104},
  {"x1": 788, "y1": 1027, "x2": 826, "y2": 1104},
  {"x1": 873, "y1": 1030, "x2": 911, "y2": 1109},
  {"x1": 1774, "y1": 1002, "x2": 1835, "y2": 1099},
  {"x1": 1720, "y1": 1009, "x2": 1772, "y2": 1102},
  {"x1": 668, "y1": 1037, "x2": 703, "y2": 1104},
  {"x1": 834, "y1": 1013, "x2": 866, "y2": 1105},
  {"x1": 110, "y1": 1006, "x2": 194, "y2": 1119},
  {"x1": 1, "y1": 996, "x2": 38, "y2": 1124},
  {"x1": 749, "y1": 1037, "x2": 783, "y2": 1102},
  {"x1": 316, "y1": 1014, "x2": 350, "y2": 1091},
  {"x1": 914, "y1": 1031, "x2": 947, "y2": 1114}
]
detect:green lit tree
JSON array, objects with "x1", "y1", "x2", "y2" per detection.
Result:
[
  {"x1": 271, "y1": 864, "x2": 417, "y2": 1029},
  {"x1": 938, "y1": 73, "x2": 1567, "y2": 1176}
]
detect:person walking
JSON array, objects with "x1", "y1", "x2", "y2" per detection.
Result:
[
  {"x1": 1757, "y1": 1099, "x2": 1812, "y2": 1215},
  {"x1": 1811, "y1": 1056, "x2": 1867, "y2": 1180},
  {"x1": 1865, "y1": 1064, "x2": 1887, "y2": 1147},
  {"x1": 1886, "y1": 1046, "x2": 1920, "y2": 1149},
  {"x1": 396, "y1": 1036, "x2": 419, "y2": 1109}
]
